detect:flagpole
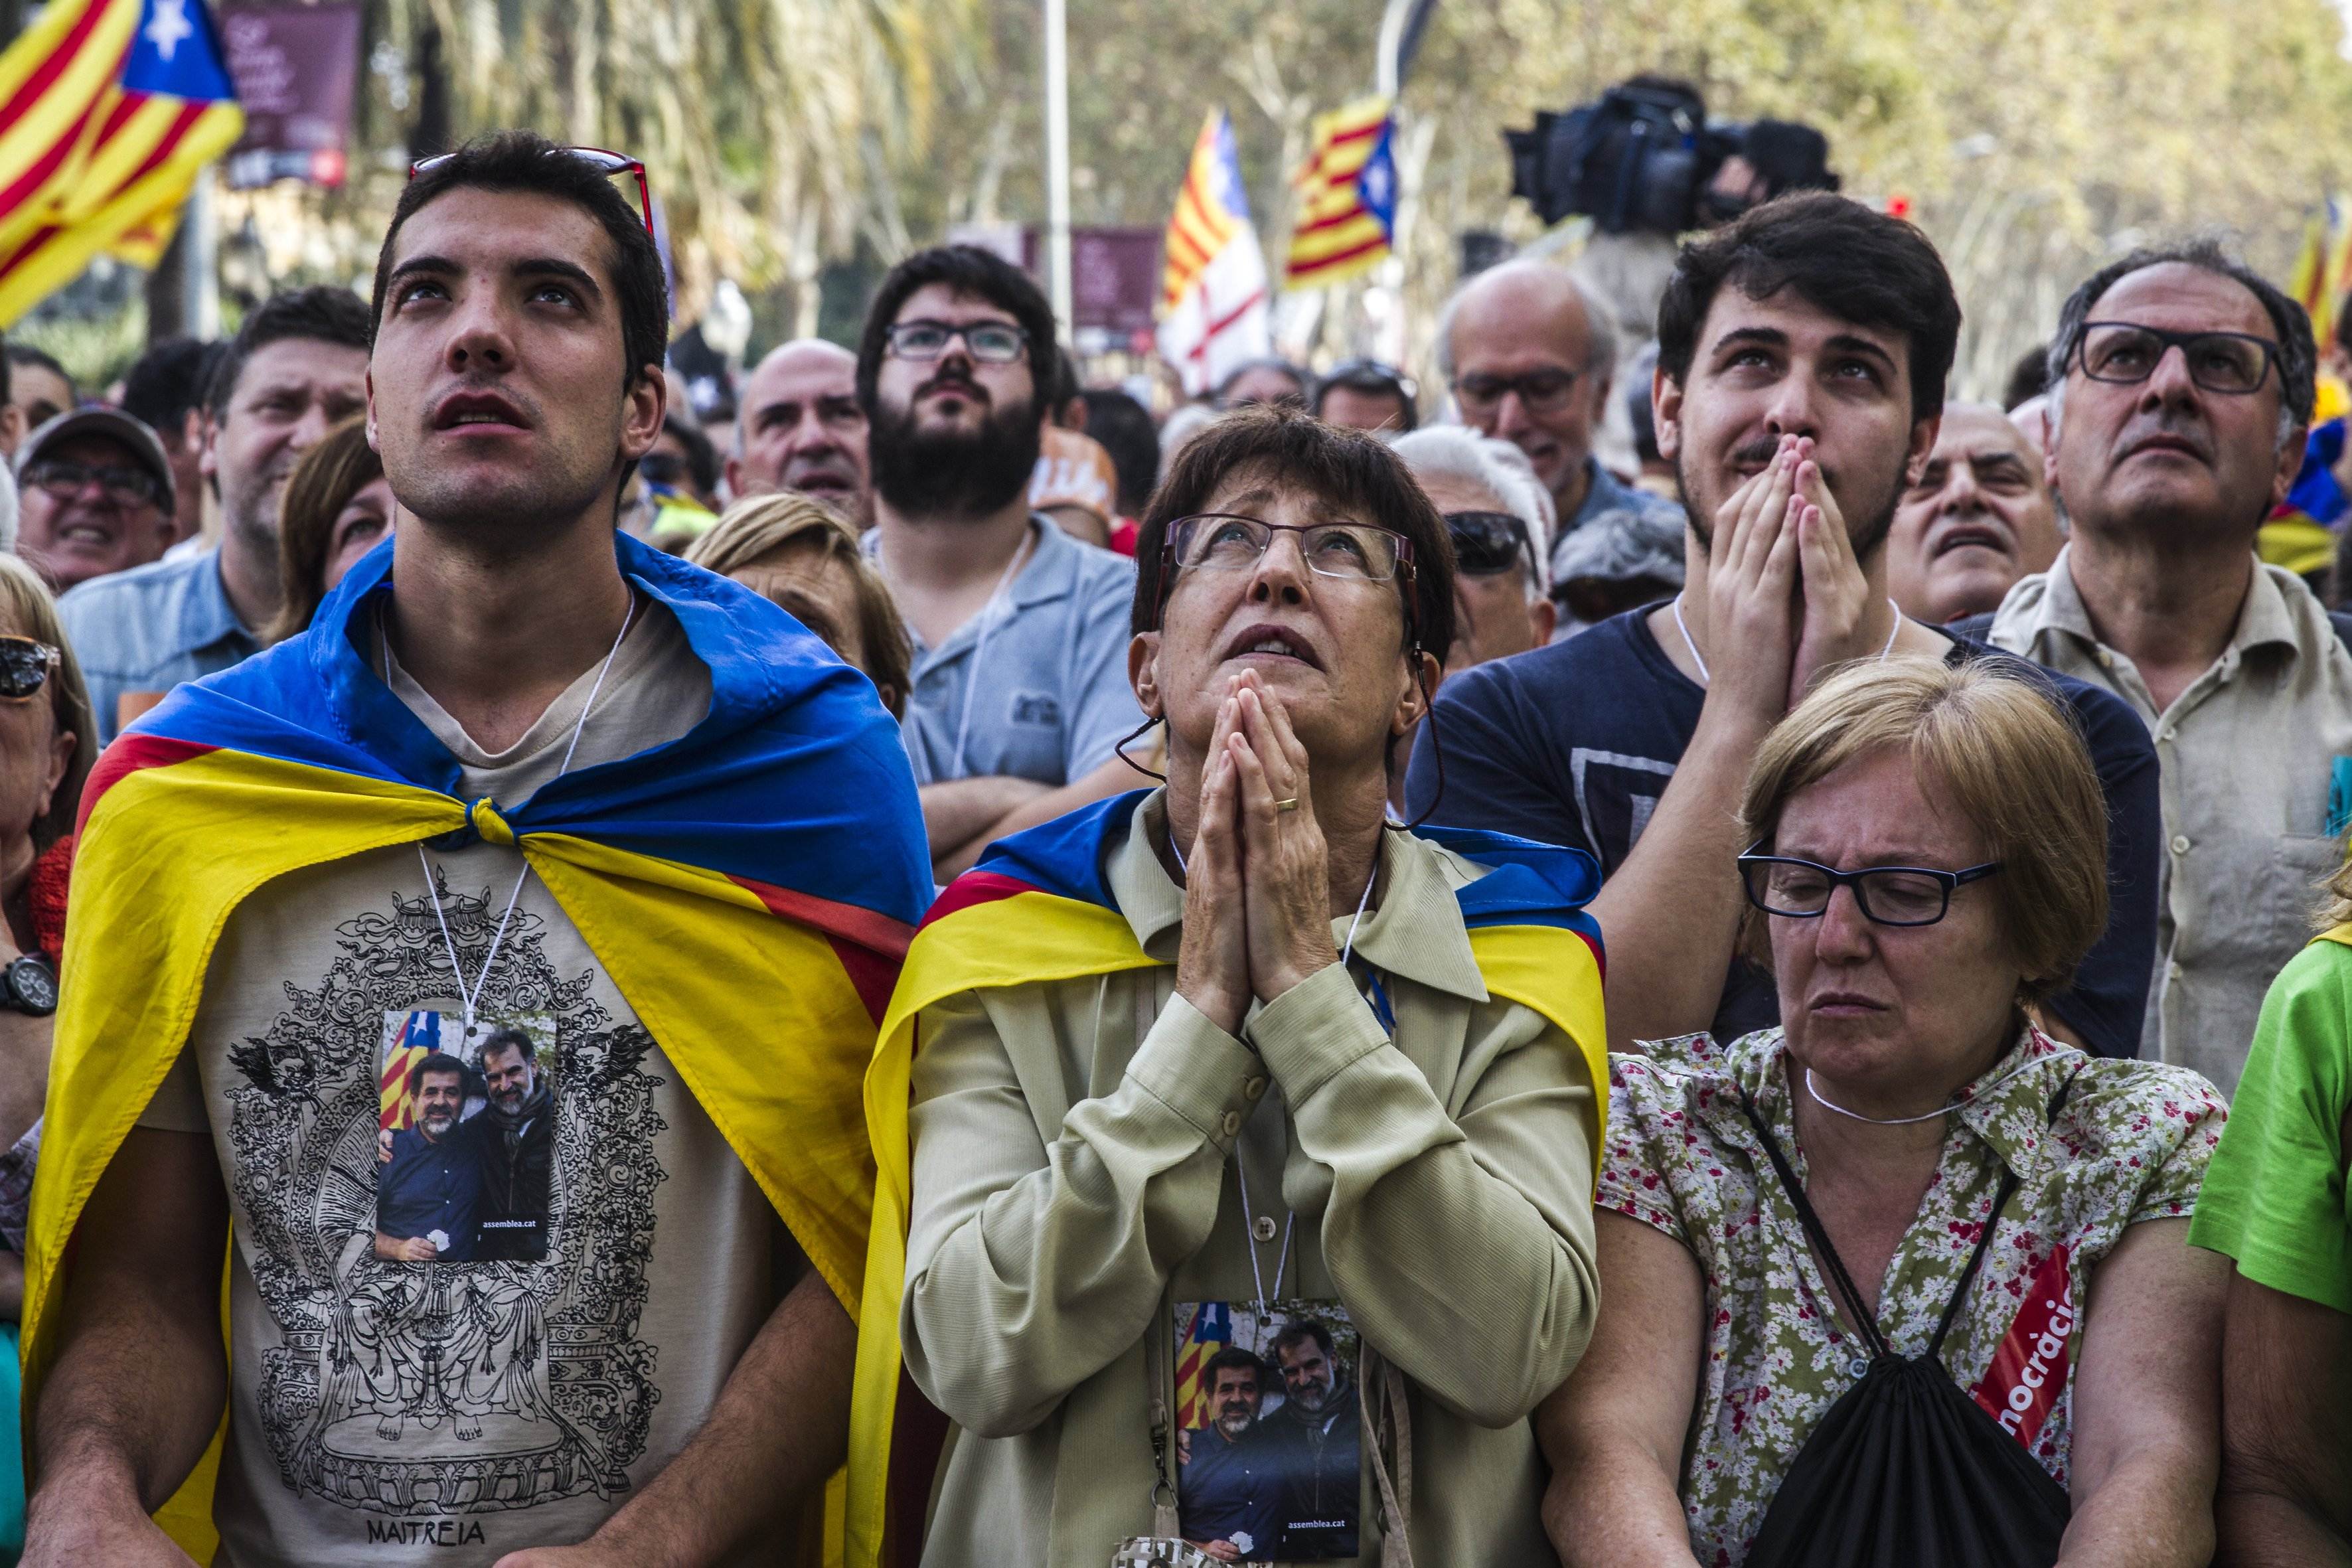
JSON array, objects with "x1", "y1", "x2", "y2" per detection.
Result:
[
  {"x1": 1042, "y1": 0, "x2": 1073, "y2": 333},
  {"x1": 185, "y1": 171, "x2": 220, "y2": 340}
]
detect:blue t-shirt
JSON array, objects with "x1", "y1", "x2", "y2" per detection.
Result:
[
  {"x1": 1403, "y1": 606, "x2": 2161, "y2": 1058},
  {"x1": 378, "y1": 1122, "x2": 486, "y2": 1262},
  {"x1": 1178, "y1": 1421, "x2": 1285, "y2": 1553}
]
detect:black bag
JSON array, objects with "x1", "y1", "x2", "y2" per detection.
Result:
[{"x1": 1737, "y1": 1079, "x2": 2076, "y2": 1568}]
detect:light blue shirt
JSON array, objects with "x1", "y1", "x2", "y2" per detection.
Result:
[
  {"x1": 60, "y1": 548, "x2": 261, "y2": 745},
  {"x1": 891, "y1": 518, "x2": 1144, "y2": 787}
]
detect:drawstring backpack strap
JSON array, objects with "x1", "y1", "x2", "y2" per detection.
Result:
[{"x1": 1738, "y1": 1088, "x2": 1892, "y2": 1361}]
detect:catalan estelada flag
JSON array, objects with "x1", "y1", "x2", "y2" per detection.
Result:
[
  {"x1": 24, "y1": 532, "x2": 931, "y2": 1567},
  {"x1": 0, "y1": 0, "x2": 244, "y2": 327},
  {"x1": 376, "y1": 1010, "x2": 443, "y2": 1131},
  {"x1": 1285, "y1": 96, "x2": 1397, "y2": 290},
  {"x1": 1157, "y1": 108, "x2": 1273, "y2": 396},
  {"x1": 1174, "y1": 1300, "x2": 1234, "y2": 1430},
  {"x1": 850, "y1": 791, "x2": 1605, "y2": 1562}
]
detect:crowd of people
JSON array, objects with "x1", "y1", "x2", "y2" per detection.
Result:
[{"x1": 0, "y1": 124, "x2": 2344, "y2": 1568}]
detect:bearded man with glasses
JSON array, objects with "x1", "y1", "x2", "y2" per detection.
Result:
[
  {"x1": 1968, "y1": 240, "x2": 2352, "y2": 1093},
  {"x1": 854, "y1": 246, "x2": 1145, "y2": 882}
]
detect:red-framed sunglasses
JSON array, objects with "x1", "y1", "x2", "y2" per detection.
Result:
[{"x1": 408, "y1": 145, "x2": 655, "y2": 236}]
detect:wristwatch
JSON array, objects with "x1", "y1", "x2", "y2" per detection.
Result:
[{"x1": 0, "y1": 953, "x2": 57, "y2": 1016}]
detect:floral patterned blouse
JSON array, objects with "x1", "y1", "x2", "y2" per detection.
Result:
[{"x1": 1599, "y1": 1026, "x2": 2225, "y2": 1568}]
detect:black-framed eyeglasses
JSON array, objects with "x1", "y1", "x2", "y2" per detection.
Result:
[
  {"x1": 1737, "y1": 848, "x2": 2006, "y2": 927},
  {"x1": 884, "y1": 319, "x2": 1029, "y2": 364},
  {"x1": 2073, "y1": 322, "x2": 2280, "y2": 397},
  {"x1": 23, "y1": 459, "x2": 164, "y2": 510},
  {"x1": 1450, "y1": 365, "x2": 1581, "y2": 416},
  {"x1": 1444, "y1": 510, "x2": 1531, "y2": 576},
  {"x1": 410, "y1": 145, "x2": 655, "y2": 236},
  {"x1": 1165, "y1": 513, "x2": 1415, "y2": 584},
  {"x1": 0, "y1": 637, "x2": 60, "y2": 702}
]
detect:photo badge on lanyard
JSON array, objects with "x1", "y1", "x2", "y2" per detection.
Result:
[
  {"x1": 1163, "y1": 1298, "x2": 1364, "y2": 1563},
  {"x1": 372, "y1": 1008, "x2": 560, "y2": 1266}
]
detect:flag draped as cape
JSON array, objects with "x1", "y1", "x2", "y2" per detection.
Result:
[
  {"x1": 24, "y1": 532, "x2": 931, "y2": 1563},
  {"x1": 849, "y1": 791, "x2": 1606, "y2": 1562}
]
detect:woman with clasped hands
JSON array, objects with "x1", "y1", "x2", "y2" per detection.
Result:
[
  {"x1": 1539, "y1": 659, "x2": 2228, "y2": 1568},
  {"x1": 895, "y1": 405, "x2": 1607, "y2": 1566}
]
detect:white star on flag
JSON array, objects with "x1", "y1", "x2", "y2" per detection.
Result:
[{"x1": 144, "y1": 0, "x2": 195, "y2": 63}]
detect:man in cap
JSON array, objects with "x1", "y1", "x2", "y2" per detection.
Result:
[{"x1": 13, "y1": 408, "x2": 174, "y2": 593}]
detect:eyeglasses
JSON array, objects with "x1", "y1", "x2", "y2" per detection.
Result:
[
  {"x1": 1737, "y1": 848, "x2": 2005, "y2": 927},
  {"x1": 1166, "y1": 513, "x2": 1414, "y2": 584},
  {"x1": 2073, "y1": 322, "x2": 2280, "y2": 397},
  {"x1": 1445, "y1": 510, "x2": 1531, "y2": 576},
  {"x1": 884, "y1": 319, "x2": 1029, "y2": 364},
  {"x1": 23, "y1": 459, "x2": 164, "y2": 510},
  {"x1": 408, "y1": 145, "x2": 655, "y2": 235},
  {"x1": 1450, "y1": 366, "x2": 1582, "y2": 417},
  {"x1": 0, "y1": 637, "x2": 60, "y2": 702}
]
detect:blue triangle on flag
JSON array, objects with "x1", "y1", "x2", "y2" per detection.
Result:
[
  {"x1": 1358, "y1": 122, "x2": 1399, "y2": 236},
  {"x1": 121, "y1": 0, "x2": 240, "y2": 103}
]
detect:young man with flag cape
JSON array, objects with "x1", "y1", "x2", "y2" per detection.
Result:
[
  {"x1": 850, "y1": 406, "x2": 1608, "y2": 1565},
  {"x1": 21, "y1": 132, "x2": 929, "y2": 1568}
]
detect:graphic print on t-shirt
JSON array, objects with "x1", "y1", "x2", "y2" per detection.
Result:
[
  {"x1": 373, "y1": 1011, "x2": 559, "y2": 1265},
  {"x1": 224, "y1": 865, "x2": 668, "y2": 1519}
]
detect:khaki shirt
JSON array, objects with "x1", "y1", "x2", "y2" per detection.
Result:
[
  {"x1": 901, "y1": 792, "x2": 1601, "y2": 1566},
  {"x1": 1988, "y1": 546, "x2": 2352, "y2": 1091}
]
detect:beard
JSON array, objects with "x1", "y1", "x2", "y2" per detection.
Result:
[
  {"x1": 1287, "y1": 1379, "x2": 1332, "y2": 1413},
  {"x1": 420, "y1": 1105, "x2": 457, "y2": 1137},
  {"x1": 869, "y1": 378, "x2": 1041, "y2": 521},
  {"x1": 1678, "y1": 435, "x2": 1905, "y2": 563},
  {"x1": 1215, "y1": 1405, "x2": 1255, "y2": 1437}
]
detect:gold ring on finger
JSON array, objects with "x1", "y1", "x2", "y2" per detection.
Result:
[{"x1": 1275, "y1": 796, "x2": 1300, "y2": 813}]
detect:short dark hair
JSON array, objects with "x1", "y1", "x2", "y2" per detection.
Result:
[
  {"x1": 208, "y1": 285, "x2": 370, "y2": 421},
  {"x1": 409, "y1": 1051, "x2": 469, "y2": 1095},
  {"x1": 1271, "y1": 1319, "x2": 1336, "y2": 1365},
  {"x1": 1134, "y1": 404, "x2": 1455, "y2": 660},
  {"x1": 660, "y1": 415, "x2": 720, "y2": 496},
  {"x1": 2003, "y1": 343, "x2": 2049, "y2": 412},
  {"x1": 1050, "y1": 344, "x2": 1084, "y2": 414},
  {"x1": 122, "y1": 337, "x2": 220, "y2": 442},
  {"x1": 1312, "y1": 361, "x2": 1419, "y2": 431},
  {"x1": 1080, "y1": 388, "x2": 1159, "y2": 514},
  {"x1": 370, "y1": 130, "x2": 670, "y2": 396},
  {"x1": 5, "y1": 343, "x2": 73, "y2": 406},
  {"x1": 854, "y1": 245, "x2": 1058, "y2": 417},
  {"x1": 1214, "y1": 356, "x2": 1311, "y2": 410},
  {"x1": 1656, "y1": 191, "x2": 1960, "y2": 425},
  {"x1": 480, "y1": 1026, "x2": 536, "y2": 1065},
  {"x1": 1203, "y1": 1346, "x2": 1265, "y2": 1391},
  {"x1": 2047, "y1": 238, "x2": 2317, "y2": 435}
]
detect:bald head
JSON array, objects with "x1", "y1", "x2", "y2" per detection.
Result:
[
  {"x1": 1887, "y1": 400, "x2": 2063, "y2": 624},
  {"x1": 1441, "y1": 262, "x2": 1616, "y2": 507},
  {"x1": 729, "y1": 339, "x2": 870, "y2": 512}
]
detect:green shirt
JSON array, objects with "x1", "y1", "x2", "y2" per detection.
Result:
[{"x1": 2190, "y1": 937, "x2": 2352, "y2": 1312}]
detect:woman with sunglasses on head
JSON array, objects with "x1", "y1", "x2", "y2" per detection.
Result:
[
  {"x1": 1538, "y1": 659, "x2": 2229, "y2": 1568},
  {"x1": 264, "y1": 417, "x2": 392, "y2": 644},
  {"x1": 873, "y1": 405, "x2": 1608, "y2": 1565},
  {"x1": 0, "y1": 554, "x2": 94, "y2": 1558}
]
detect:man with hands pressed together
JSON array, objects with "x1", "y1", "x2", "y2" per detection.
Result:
[
  {"x1": 1409, "y1": 193, "x2": 2158, "y2": 1059},
  {"x1": 856, "y1": 406, "x2": 1608, "y2": 1565}
]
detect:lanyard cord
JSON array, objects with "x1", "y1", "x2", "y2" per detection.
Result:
[
  {"x1": 1672, "y1": 593, "x2": 1904, "y2": 688},
  {"x1": 1170, "y1": 817, "x2": 1379, "y2": 1317},
  {"x1": 389, "y1": 595, "x2": 637, "y2": 1037}
]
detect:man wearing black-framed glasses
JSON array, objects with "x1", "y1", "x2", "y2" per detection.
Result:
[
  {"x1": 1972, "y1": 238, "x2": 2352, "y2": 1095},
  {"x1": 11, "y1": 408, "x2": 173, "y2": 593},
  {"x1": 854, "y1": 245, "x2": 1145, "y2": 880}
]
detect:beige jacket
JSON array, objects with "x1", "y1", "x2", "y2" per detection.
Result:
[{"x1": 901, "y1": 792, "x2": 1601, "y2": 1567}]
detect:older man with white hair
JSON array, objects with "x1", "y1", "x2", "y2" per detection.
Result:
[{"x1": 1391, "y1": 426, "x2": 1555, "y2": 670}]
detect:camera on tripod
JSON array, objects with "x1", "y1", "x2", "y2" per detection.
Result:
[{"x1": 1505, "y1": 77, "x2": 1839, "y2": 236}]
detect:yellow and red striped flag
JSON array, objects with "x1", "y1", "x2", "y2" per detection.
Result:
[
  {"x1": 1173, "y1": 1300, "x2": 1235, "y2": 1429},
  {"x1": 0, "y1": 0, "x2": 244, "y2": 328},
  {"x1": 1285, "y1": 96, "x2": 1397, "y2": 290},
  {"x1": 1157, "y1": 109, "x2": 1273, "y2": 396}
]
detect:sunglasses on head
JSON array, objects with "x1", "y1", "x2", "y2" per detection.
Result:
[
  {"x1": 0, "y1": 638, "x2": 60, "y2": 702},
  {"x1": 1445, "y1": 510, "x2": 1531, "y2": 576},
  {"x1": 408, "y1": 145, "x2": 655, "y2": 235}
]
